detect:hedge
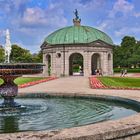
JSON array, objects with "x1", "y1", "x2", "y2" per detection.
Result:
[{"x1": 114, "y1": 68, "x2": 140, "y2": 73}]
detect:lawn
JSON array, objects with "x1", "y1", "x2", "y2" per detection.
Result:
[
  {"x1": 98, "y1": 77, "x2": 140, "y2": 88},
  {"x1": 0, "y1": 77, "x2": 46, "y2": 85}
]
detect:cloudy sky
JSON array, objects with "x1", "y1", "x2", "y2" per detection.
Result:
[{"x1": 0, "y1": 0, "x2": 140, "y2": 53}]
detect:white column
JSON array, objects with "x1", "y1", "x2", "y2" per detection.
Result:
[
  {"x1": 65, "y1": 52, "x2": 69, "y2": 76},
  {"x1": 100, "y1": 52, "x2": 104, "y2": 74},
  {"x1": 88, "y1": 52, "x2": 92, "y2": 75},
  {"x1": 84, "y1": 51, "x2": 89, "y2": 76},
  {"x1": 103, "y1": 52, "x2": 108, "y2": 76},
  {"x1": 97, "y1": 57, "x2": 100, "y2": 69},
  {"x1": 60, "y1": 51, "x2": 64, "y2": 76},
  {"x1": 43, "y1": 53, "x2": 48, "y2": 76},
  {"x1": 51, "y1": 53, "x2": 56, "y2": 76},
  {"x1": 110, "y1": 53, "x2": 113, "y2": 75}
]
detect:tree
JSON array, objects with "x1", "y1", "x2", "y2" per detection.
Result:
[
  {"x1": 32, "y1": 51, "x2": 43, "y2": 63},
  {"x1": 128, "y1": 42, "x2": 140, "y2": 67},
  {"x1": 0, "y1": 47, "x2": 5, "y2": 63},
  {"x1": 113, "y1": 36, "x2": 139, "y2": 68},
  {"x1": 10, "y1": 44, "x2": 33, "y2": 63}
]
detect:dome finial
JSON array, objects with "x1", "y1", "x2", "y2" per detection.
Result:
[{"x1": 73, "y1": 9, "x2": 81, "y2": 26}]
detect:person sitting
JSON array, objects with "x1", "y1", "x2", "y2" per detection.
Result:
[
  {"x1": 96, "y1": 69, "x2": 99, "y2": 76},
  {"x1": 99, "y1": 69, "x2": 103, "y2": 76}
]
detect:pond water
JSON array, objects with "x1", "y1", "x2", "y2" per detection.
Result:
[{"x1": 0, "y1": 97, "x2": 139, "y2": 133}]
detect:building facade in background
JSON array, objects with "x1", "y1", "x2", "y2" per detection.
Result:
[{"x1": 41, "y1": 12, "x2": 114, "y2": 77}]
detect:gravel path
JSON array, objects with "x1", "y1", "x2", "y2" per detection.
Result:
[{"x1": 19, "y1": 76, "x2": 140, "y2": 101}]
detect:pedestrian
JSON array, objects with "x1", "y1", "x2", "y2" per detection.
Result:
[
  {"x1": 120, "y1": 69, "x2": 124, "y2": 77},
  {"x1": 123, "y1": 69, "x2": 127, "y2": 77}
]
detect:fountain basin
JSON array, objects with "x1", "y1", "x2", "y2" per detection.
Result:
[
  {"x1": 0, "y1": 63, "x2": 44, "y2": 75},
  {"x1": 0, "y1": 63, "x2": 44, "y2": 108},
  {"x1": 0, "y1": 94, "x2": 140, "y2": 133}
]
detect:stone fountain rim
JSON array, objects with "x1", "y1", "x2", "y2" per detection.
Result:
[{"x1": 0, "y1": 92, "x2": 140, "y2": 140}]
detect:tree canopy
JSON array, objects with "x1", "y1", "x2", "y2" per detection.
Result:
[
  {"x1": 113, "y1": 36, "x2": 140, "y2": 68},
  {"x1": 0, "y1": 44, "x2": 42, "y2": 63},
  {"x1": 0, "y1": 47, "x2": 5, "y2": 63}
]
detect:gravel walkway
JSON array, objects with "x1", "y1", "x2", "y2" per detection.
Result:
[{"x1": 19, "y1": 76, "x2": 140, "y2": 101}]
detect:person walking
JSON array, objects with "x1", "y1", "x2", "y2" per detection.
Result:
[
  {"x1": 120, "y1": 69, "x2": 124, "y2": 77},
  {"x1": 123, "y1": 69, "x2": 127, "y2": 77}
]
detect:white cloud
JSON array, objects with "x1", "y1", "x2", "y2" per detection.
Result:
[
  {"x1": 97, "y1": 20, "x2": 113, "y2": 31},
  {"x1": 21, "y1": 7, "x2": 47, "y2": 26},
  {"x1": 18, "y1": 3, "x2": 67, "y2": 28},
  {"x1": 76, "y1": 0, "x2": 105, "y2": 10},
  {"x1": 115, "y1": 27, "x2": 140, "y2": 37},
  {"x1": 12, "y1": 0, "x2": 29, "y2": 9},
  {"x1": 134, "y1": 12, "x2": 140, "y2": 18},
  {"x1": 0, "y1": 0, "x2": 29, "y2": 14},
  {"x1": 109, "y1": 0, "x2": 134, "y2": 18}
]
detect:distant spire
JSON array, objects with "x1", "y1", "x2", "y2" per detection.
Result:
[{"x1": 73, "y1": 9, "x2": 81, "y2": 26}]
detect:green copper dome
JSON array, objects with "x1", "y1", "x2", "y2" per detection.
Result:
[{"x1": 45, "y1": 26, "x2": 113, "y2": 45}]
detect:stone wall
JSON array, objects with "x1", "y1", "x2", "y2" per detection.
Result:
[{"x1": 42, "y1": 42, "x2": 113, "y2": 77}]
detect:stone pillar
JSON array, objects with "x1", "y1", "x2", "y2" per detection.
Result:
[
  {"x1": 65, "y1": 52, "x2": 69, "y2": 76},
  {"x1": 97, "y1": 56, "x2": 100, "y2": 69},
  {"x1": 51, "y1": 52, "x2": 56, "y2": 76},
  {"x1": 43, "y1": 53, "x2": 48, "y2": 76},
  {"x1": 103, "y1": 52, "x2": 108, "y2": 76},
  {"x1": 100, "y1": 52, "x2": 104, "y2": 75},
  {"x1": 88, "y1": 52, "x2": 92, "y2": 76},
  {"x1": 55, "y1": 53, "x2": 62, "y2": 76},
  {"x1": 110, "y1": 53, "x2": 113, "y2": 75},
  {"x1": 84, "y1": 51, "x2": 89, "y2": 77},
  {"x1": 60, "y1": 51, "x2": 64, "y2": 76},
  {"x1": 107, "y1": 53, "x2": 113, "y2": 75}
]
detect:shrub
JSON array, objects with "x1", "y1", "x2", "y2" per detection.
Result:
[{"x1": 114, "y1": 68, "x2": 140, "y2": 73}]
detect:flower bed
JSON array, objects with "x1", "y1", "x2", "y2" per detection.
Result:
[
  {"x1": 18, "y1": 77, "x2": 57, "y2": 88},
  {"x1": 89, "y1": 76, "x2": 140, "y2": 90},
  {"x1": 89, "y1": 76, "x2": 107, "y2": 89}
]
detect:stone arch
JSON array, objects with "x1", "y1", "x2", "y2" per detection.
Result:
[
  {"x1": 91, "y1": 53, "x2": 101, "y2": 75},
  {"x1": 69, "y1": 53, "x2": 84, "y2": 76},
  {"x1": 46, "y1": 54, "x2": 51, "y2": 76}
]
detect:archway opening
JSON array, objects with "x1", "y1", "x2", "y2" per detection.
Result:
[
  {"x1": 91, "y1": 53, "x2": 101, "y2": 75},
  {"x1": 69, "y1": 53, "x2": 84, "y2": 76},
  {"x1": 46, "y1": 54, "x2": 51, "y2": 76}
]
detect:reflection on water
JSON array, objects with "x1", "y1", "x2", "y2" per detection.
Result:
[
  {"x1": 0, "y1": 98, "x2": 139, "y2": 133},
  {"x1": 0, "y1": 116, "x2": 19, "y2": 133}
]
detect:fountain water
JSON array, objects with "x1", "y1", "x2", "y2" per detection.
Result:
[
  {"x1": 4, "y1": 29, "x2": 11, "y2": 64},
  {"x1": 0, "y1": 29, "x2": 44, "y2": 110}
]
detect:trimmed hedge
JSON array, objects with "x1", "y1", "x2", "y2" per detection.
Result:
[{"x1": 114, "y1": 68, "x2": 140, "y2": 73}]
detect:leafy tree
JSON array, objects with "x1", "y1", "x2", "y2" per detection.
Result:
[
  {"x1": 0, "y1": 47, "x2": 5, "y2": 63},
  {"x1": 128, "y1": 42, "x2": 140, "y2": 67},
  {"x1": 10, "y1": 44, "x2": 33, "y2": 63},
  {"x1": 113, "y1": 36, "x2": 140, "y2": 68},
  {"x1": 32, "y1": 51, "x2": 43, "y2": 63}
]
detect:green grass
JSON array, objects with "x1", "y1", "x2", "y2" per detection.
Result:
[
  {"x1": 0, "y1": 79, "x2": 3, "y2": 85},
  {"x1": 98, "y1": 77, "x2": 140, "y2": 88},
  {"x1": 0, "y1": 77, "x2": 46, "y2": 85}
]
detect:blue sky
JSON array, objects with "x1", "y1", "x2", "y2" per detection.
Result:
[{"x1": 0, "y1": 0, "x2": 140, "y2": 53}]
